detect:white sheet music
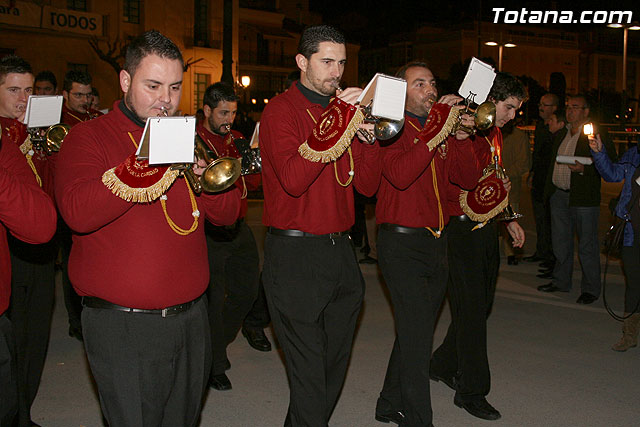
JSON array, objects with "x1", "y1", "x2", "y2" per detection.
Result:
[
  {"x1": 556, "y1": 155, "x2": 593, "y2": 165},
  {"x1": 23, "y1": 95, "x2": 63, "y2": 128},
  {"x1": 136, "y1": 116, "x2": 196, "y2": 165},
  {"x1": 250, "y1": 122, "x2": 260, "y2": 148},
  {"x1": 357, "y1": 73, "x2": 406, "y2": 121},
  {"x1": 458, "y1": 58, "x2": 496, "y2": 105}
]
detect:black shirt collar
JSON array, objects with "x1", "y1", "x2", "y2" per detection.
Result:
[
  {"x1": 118, "y1": 100, "x2": 146, "y2": 128},
  {"x1": 296, "y1": 81, "x2": 332, "y2": 108},
  {"x1": 406, "y1": 110, "x2": 428, "y2": 127}
]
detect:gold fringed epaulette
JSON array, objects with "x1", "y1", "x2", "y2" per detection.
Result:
[
  {"x1": 101, "y1": 154, "x2": 180, "y2": 203},
  {"x1": 415, "y1": 103, "x2": 460, "y2": 151},
  {"x1": 298, "y1": 97, "x2": 365, "y2": 163}
]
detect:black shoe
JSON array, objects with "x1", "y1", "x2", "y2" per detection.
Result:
[
  {"x1": 68, "y1": 325, "x2": 83, "y2": 342},
  {"x1": 576, "y1": 293, "x2": 598, "y2": 304},
  {"x1": 359, "y1": 255, "x2": 378, "y2": 264},
  {"x1": 242, "y1": 327, "x2": 272, "y2": 352},
  {"x1": 454, "y1": 395, "x2": 501, "y2": 420},
  {"x1": 430, "y1": 372, "x2": 457, "y2": 391},
  {"x1": 536, "y1": 271, "x2": 552, "y2": 279},
  {"x1": 374, "y1": 410, "x2": 404, "y2": 425},
  {"x1": 537, "y1": 283, "x2": 569, "y2": 293},
  {"x1": 539, "y1": 260, "x2": 555, "y2": 269},
  {"x1": 209, "y1": 373, "x2": 232, "y2": 391},
  {"x1": 523, "y1": 253, "x2": 542, "y2": 262},
  {"x1": 507, "y1": 256, "x2": 518, "y2": 265}
]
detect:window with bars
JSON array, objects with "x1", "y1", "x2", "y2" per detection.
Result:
[
  {"x1": 194, "y1": 0, "x2": 208, "y2": 47},
  {"x1": 67, "y1": 0, "x2": 87, "y2": 11},
  {"x1": 194, "y1": 73, "x2": 210, "y2": 112},
  {"x1": 123, "y1": 0, "x2": 140, "y2": 24}
]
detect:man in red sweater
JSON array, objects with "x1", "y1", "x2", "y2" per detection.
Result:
[
  {"x1": 55, "y1": 30, "x2": 240, "y2": 426},
  {"x1": 431, "y1": 72, "x2": 526, "y2": 422},
  {"x1": 196, "y1": 81, "x2": 263, "y2": 391},
  {"x1": 59, "y1": 70, "x2": 103, "y2": 342},
  {"x1": 260, "y1": 25, "x2": 380, "y2": 426},
  {"x1": 0, "y1": 55, "x2": 58, "y2": 427},
  {"x1": 0, "y1": 133, "x2": 57, "y2": 426},
  {"x1": 61, "y1": 70, "x2": 103, "y2": 126},
  {"x1": 373, "y1": 61, "x2": 480, "y2": 426}
]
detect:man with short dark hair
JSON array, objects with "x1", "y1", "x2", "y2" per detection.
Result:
[
  {"x1": 196, "y1": 81, "x2": 263, "y2": 391},
  {"x1": 34, "y1": 70, "x2": 57, "y2": 95},
  {"x1": 55, "y1": 30, "x2": 241, "y2": 425},
  {"x1": 537, "y1": 95, "x2": 616, "y2": 304},
  {"x1": 260, "y1": 24, "x2": 379, "y2": 425},
  {"x1": 0, "y1": 54, "x2": 59, "y2": 427},
  {"x1": 431, "y1": 72, "x2": 527, "y2": 422},
  {"x1": 61, "y1": 70, "x2": 102, "y2": 125},
  {"x1": 525, "y1": 93, "x2": 558, "y2": 266},
  {"x1": 373, "y1": 61, "x2": 480, "y2": 426}
]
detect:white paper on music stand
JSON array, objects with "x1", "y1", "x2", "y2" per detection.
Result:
[
  {"x1": 136, "y1": 117, "x2": 196, "y2": 165},
  {"x1": 556, "y1": 155, "x2": 593, "y2": 165},
  {"x1": 458, "y1": 58, "x2": 496, "y2": 105},
  {"x1": 250, "y1": 122, "x2": 260, "y2": 148},
  {"x1": 357, "y1": 73, "x2": 407, "y2": 122},
  {"x1": 23, "y1": 95, "x2": 63, "y2": 128}
]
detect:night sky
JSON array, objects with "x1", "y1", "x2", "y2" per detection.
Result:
[{"x1": 310, "y1": 0, "x2": 639, "y2": 46}]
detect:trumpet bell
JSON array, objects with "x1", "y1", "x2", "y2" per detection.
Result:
[
  {"x1": 46, "y1": 123, "x2": 70, "y2": 152},
  {"x1": 374, "y1": 117, "x2": 405, "y2": 140},
  {"x1": 201, "y1": 157, "x2": 242, "y2": 193},
  {"x1": 474, "y1": 102, "x2": 496, "y2": 131}
]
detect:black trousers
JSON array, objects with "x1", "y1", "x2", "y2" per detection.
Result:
[
  {"x1": 0, "y1": 313, "x2": 18, "y2": 426},
  {"x1": 8, "y1": 237, "x2": 56, "y2": 427},
  {"x1": 82, "y1": 297, "x2": 211, "y2": 427},
  {"x1": 206, "y1": 220, "x2": 260, "y2": 376},
  {"x1": 431, "y1": 218, "x2": 499, "y2": 402},
  {"x1": 59, "y1": 222, "x2": 82, "y2": 332},
  {"x1": 622, "y1": 233, "x2": 640, "y2": 313},
  {"x1": 263, "y1": 232, "x2": 364, "y2": 427},
  {"x1": 531, "y1": 193, "x2": 553, "y2": 261},
  {"x1": 376, "y1": 227, "x2": 448, "y2": 426},
  {"x1": 243, "y1": 277, "x2": 271, "y2": 329}
]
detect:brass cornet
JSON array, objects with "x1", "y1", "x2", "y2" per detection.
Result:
[
  {"x1": 224, "y1": 124, "x2": 261, "y2": 175},
  {"x1": 28, "y1": 123, "x2": 70, "y2": 155},
  {"x1": 334, "y1": 84, "x2": 404, "y2": 144},
  {"x1": 453, "y1": 101, "x2": 496, "y2": 136},
  {"x1": 177, "y1": 133, "x2": 242, "y2": 194}
]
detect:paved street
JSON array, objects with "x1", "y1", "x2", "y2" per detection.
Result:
[{"x1": 31, "y1": 180, "x2": 639, "y2": 426}]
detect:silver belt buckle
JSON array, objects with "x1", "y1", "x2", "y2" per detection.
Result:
[{"x1": 161, "y1": 308, "x2": 168, "y2": 318}]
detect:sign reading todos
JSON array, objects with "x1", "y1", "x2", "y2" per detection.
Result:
[{"x1": 42, "y1": 6, "x2": 103, "y2": 36}]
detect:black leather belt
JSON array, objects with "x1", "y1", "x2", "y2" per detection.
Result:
[
  {"x1": 268, "y1": 227, "x2": 350, "y2": 239},
  {"x1": 82, "y1": 294, "x2": 203, "y2": 318},
  {"x1": 381, "y1": 223, "x2": 432, "y2": 235},
  {"x1": 452, "y1": 214, "x2": 495, "y2": 224},
  {"x1": 555, "y1": 187, "x2": 570, "y2": 193}
]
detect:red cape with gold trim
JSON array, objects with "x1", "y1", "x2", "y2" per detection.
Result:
[
  {"x1": 459, "y1": 170, "x2": 508, "y2": 222},
  {"x1": 298, "y1": 97, "x2": 365, "y2": 163},
  {"x1": 102, "y1": 154, "x2": 180, "y2": 203},
  {"x1": 414, "y1": 103, "x2": 460, "y2": 150}
]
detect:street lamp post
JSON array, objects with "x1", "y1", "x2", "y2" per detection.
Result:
[
  {"x1": 607, "y1": 23, "x2": 640, "y2": 93},
  {"x1": 484, "y1": 40, "x2": 516, "y2": 72}
]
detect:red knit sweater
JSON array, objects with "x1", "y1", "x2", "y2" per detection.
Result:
[
  {"x1": 376, "y1": 115, "x2": 480, "y2": 228},
  {"x1": 55, "y1": 101, "x2": 241, "y2": 309},
  {"x1": 260, "y1": 83, "x2": 381, "y2": 234}
]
